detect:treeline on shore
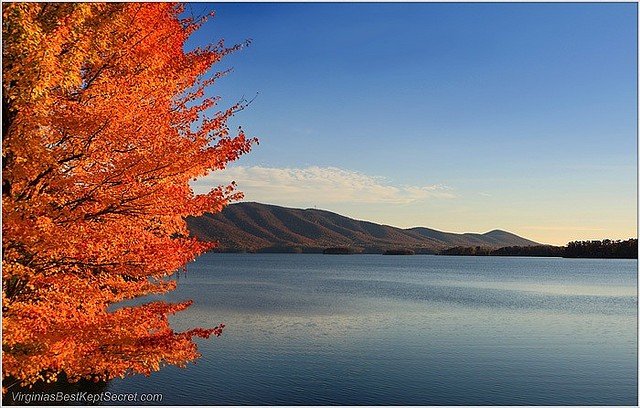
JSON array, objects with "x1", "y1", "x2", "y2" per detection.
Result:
[
  {"x1": 564, "y1": 239, "x2": 638, "y2": 259},
  {"x1": 439, "y1": 239, "x2": 638, "y2": 259},
  {"x1": 217, "y1": 239, "x2": 637, "y2": 258}
]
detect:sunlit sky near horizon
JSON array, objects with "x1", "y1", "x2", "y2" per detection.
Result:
[{"x1": 187, "y1": 2, "x2": 637, "y2": 246}]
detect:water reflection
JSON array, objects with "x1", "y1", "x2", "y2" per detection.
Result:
[{"x1": 10, "y1": 255, "x2": 637, "y2": 405}]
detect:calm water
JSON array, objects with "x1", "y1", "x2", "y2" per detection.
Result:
[{"x1": 106, "y1": 254, "x2": 637, "y2": 405}]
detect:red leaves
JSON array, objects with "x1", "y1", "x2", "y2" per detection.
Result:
[
  {"x1": 184, "y1": 325, "x2": 226, "y2": 339},
  {"x1": 3, "y1": 2, "x2": 252, "y2": 389}
]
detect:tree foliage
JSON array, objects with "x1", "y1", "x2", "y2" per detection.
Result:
[
  {"x1": 2, "y1": 2, "x2": 256, "y2": 389},
  {"x1": 565, "y1": 239, "x2": 637, "y2": 259},
  {"x1": 439, "y1": 240, "x2": 637, "y2": 259}
]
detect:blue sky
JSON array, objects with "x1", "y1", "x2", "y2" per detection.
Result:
[{"x1": 187, "y1": 2, "x2": 637, "y2": 245}]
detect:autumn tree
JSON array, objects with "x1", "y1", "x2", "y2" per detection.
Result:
[{"x1": 2, "y1": 2, "x2": 256, "y2": 389}]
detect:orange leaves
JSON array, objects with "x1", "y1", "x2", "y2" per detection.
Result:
[{"x1": 3, "y1": 2, "x2": 254, "y2": 389}]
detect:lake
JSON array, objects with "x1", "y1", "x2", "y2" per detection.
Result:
[{"x1": 106, "y1": 254, "x2": 637, "y2": 405}]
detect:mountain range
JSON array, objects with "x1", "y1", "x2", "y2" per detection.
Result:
[{"x1": 185, "y1": 202, "x2": 540, "y2": 254}]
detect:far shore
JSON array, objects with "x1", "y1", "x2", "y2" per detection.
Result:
[{"x1": 205, "y1": 238, "x2": 638, "y2": 260}]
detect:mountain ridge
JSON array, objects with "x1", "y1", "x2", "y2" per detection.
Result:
[{"x1": 186, "y1": 202, "x2": 540, "y2": 253}]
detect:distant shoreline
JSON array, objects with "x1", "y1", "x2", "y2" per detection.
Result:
[
  {"x1": 207, "y1": 253, "x2": 635, "y2": 260},
  {"x1": 207, "y1": 239, "x2": 637, "y2": 260}
]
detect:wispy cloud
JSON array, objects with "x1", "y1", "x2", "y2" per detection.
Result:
[
  {"x1": 192, "y1": 166, "x2": 454, "y2": 205},
  {"x1": 522, "y1": 226, "x2": 605, "y2": 232}
]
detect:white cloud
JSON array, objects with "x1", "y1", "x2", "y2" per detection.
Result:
[
  {"x1": 522, "y1": 226, "x2": 605, "y2": 232},
  {"x1": 191, "y1": 165, "x2": 454, "y2": 206}
]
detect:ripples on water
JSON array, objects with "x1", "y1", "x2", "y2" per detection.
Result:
[{"x1": 105, "y1": 254, "x2": 637, "y2": 405}]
